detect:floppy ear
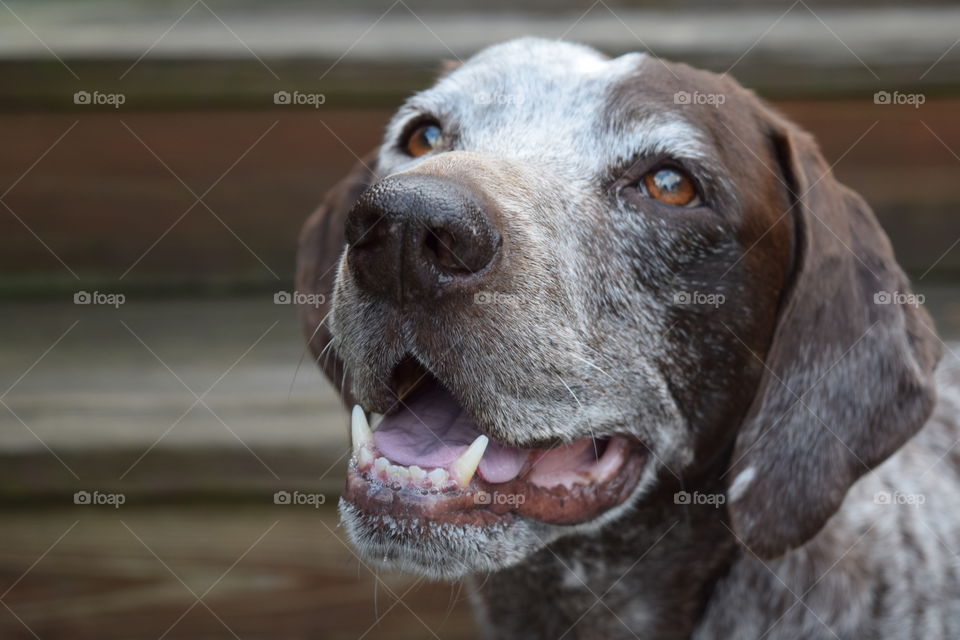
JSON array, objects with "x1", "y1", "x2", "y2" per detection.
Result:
[
  {"x1": 295, "y1": 153, "x2": 378, "y2": 400},
  {"x1": 725, "y1": 116, "x2": 942, "y2": 559}
]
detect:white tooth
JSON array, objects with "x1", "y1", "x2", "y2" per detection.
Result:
[
  {"x1": 351, "y1": 405, "x2": 373, "y2": 452},
  {"x1": 394, "y1": 466, "x2": 410, "y2": 485},
  {"x1": 386, "y1": 465, "x2": 400, "y2": 484},
  {"x1": 375, "y1": 457, "x2": 389, "y2": 476},
  {"x1": 427, "y1": 468, "x2": 449, "y2": 488},
  {"x1": 357, "y1": 447, "x2": 374, "y2": 469},
  {"x1": 409, "y1": 465, "x2": 427, "y2": 484},
  {"x1": 450, "y1": 435, "x2": 488, "y2": 488}
]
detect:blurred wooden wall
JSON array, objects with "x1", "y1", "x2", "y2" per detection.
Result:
[{"x1": 2, "y1": 1, "x2": 958, "y2": 292}]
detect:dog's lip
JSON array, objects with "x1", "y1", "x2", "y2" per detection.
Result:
[
  {"x1": 346, "y1": 406, "x2": 646, "y2": 526},
  {"x1": 345, "y1": 361, "x2": 646, "y2": 526},
  {"x1": 343, "y1": 437, "x2": 645, "y2": 526}
]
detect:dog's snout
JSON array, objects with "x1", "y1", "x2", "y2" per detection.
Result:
[{"x1": 345, "y1": 174, "x2": 501, "y2": 302}]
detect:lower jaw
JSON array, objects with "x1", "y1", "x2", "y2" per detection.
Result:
[{"x1": 342, "y1": 439, "x2": 647, "y2": 528}]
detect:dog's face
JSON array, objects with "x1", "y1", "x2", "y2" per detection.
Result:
[{"x1": 298, "y1": 38, "x2": 939, "y2": 579}]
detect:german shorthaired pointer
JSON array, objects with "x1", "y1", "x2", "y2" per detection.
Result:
[{"x1": 297, "y1": 38, "x2": 959, "y2": 639}]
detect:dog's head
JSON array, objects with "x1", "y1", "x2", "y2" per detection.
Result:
[{"x1": 297, "y1": 38, "x2": 940, "y2": 579}]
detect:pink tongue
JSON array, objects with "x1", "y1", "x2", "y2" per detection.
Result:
[
  {"x1": 526, "y1": 439, "x2": 601, "y2": 487},
  {"x1": 372, "y1": 380, "x2": 529, "y2": 483}
]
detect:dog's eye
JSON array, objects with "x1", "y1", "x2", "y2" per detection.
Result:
[
  {"x1": 404, "y1": 122, "x2": 443, "y2": 157},
  {"x1": 639, "y1": 167, "x2": 700, "y2": 207}
]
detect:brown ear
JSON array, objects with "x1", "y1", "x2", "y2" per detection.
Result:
[
  {"x1": 295, "y1": 153, "x2": 378, "y2": 400},
  {"x1": 725, "y1": 116, "x2": 942, "y2": 558}
]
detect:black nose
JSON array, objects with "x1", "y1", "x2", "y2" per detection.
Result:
[{"x1": 345, "y1": 174, "x2": 501, "y2": 303}]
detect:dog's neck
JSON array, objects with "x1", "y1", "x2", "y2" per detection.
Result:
[{"x1": 469, "y1": 481, "x2": 737, "y2": 640}]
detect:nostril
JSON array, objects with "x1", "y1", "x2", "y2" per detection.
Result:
[
  {"x1": 424, "y1": 228, "x2": 471, "y2": 274},
  {"x1": 351, "y1": 216, "x2": 389, "y2": 250}
]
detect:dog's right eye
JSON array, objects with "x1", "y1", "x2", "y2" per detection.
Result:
[
  {"x1": 404, "y1": 122, "x2": 443, "y2": 157},
  {"x1": 639, "y1": 167, "x2": 700, "y2": 207}
]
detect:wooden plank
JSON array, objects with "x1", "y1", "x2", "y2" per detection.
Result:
[
  {"x1": 0, "y1": 506, "x2": 476, "y2": 639},
  {"x1": 1, "y1": 100, "x2": 958, "y2": 285}
]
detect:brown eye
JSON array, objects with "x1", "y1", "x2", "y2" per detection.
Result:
[
  {"x1": 404, "y1": 122, "x2": 443, "y2": 157},
  {"x1": 641, "y1": 167, "x2": 700, "y2": 207}
]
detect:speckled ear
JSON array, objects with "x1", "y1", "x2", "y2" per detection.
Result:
[
  {"x1": 295, "y1": 153, "x2": 378, "y2": 405},
  {"x1": 726, "y1": 114, "x2": 942, "y2": 559}
]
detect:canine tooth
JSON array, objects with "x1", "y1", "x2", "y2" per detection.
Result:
[
  {"x1": 357, "y1": 447, "x2": 374, "y2": 469},
  {"x1": 409, "y1": 465, "x2": 427, "y2": 484},
  {"x1": 450, "y1": 435, "x2": 489, "y2": 487},
  {"x1": 375, "y1": 457, "x2": 389, "y2": 476},
  {"x1": 427, "y1": 468, "x2": 449, "y2": 487},
  {"x1": 351, "y1": 405, "x2": 373, "y2": 452},
  {"x1": 393, "y1": 466, "x2": 410, "y2": 484}
]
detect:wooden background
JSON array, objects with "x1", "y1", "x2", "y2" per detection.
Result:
[{"x1": 1, "y1": 1, "x2": 959, "y2": 638}]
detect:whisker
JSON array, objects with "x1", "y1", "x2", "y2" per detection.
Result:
[
  {"x1": 288, "y1": 309, "x2": 334, "y2": 399},
  {"x1": 555, "y1": 374, "x2": 599, "y2": 460},
  {"x1": 568, "y1": 350, "x2": 616, "y2": 382},
  {"x1": 317, "y1": 338, "x2": 336, "y2": 368},
  {"x1": 563, "y1": 370, "x2": 611, "y2": 399},
  {"x1": 557, "y1": 374, "x2": 584, "y2": 412}
]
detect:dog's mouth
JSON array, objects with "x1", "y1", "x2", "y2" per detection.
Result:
[{"x1": 343, "y1": 363, "x2": 646, "y2": 527}]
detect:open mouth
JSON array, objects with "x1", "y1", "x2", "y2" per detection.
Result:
[{"x1": 344, "y1": 366, "x2": 646, "y2": 527}]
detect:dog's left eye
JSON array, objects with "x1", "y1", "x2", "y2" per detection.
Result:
[
  {"x1": 404, "y1": 122, "x2": 443, "y2": 157},
  {"x1": 638, "y1": 167, "x2": 701, "y2": 207}
]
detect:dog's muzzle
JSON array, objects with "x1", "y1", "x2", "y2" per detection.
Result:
[{"x1": 334, "y1": 173, "x2": 646, "y2": 530}]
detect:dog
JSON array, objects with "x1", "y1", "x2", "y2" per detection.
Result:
[{"x1": 296, "y1": 38, "x2": 959, "y2": 639}]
